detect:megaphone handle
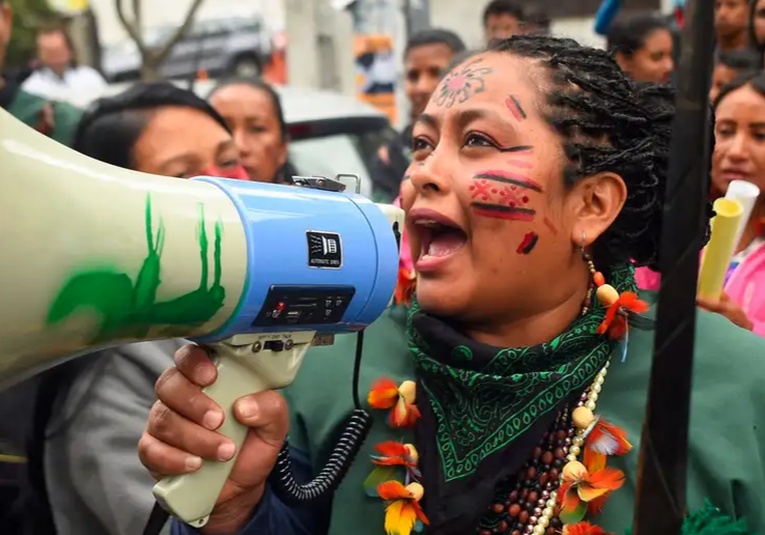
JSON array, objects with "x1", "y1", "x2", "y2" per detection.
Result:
[{"x1": 151, "y1": 343, "x2": 273, "y2": 528}]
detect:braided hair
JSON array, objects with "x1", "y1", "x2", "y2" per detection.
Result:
[{"x1": 492, "y1": 35, "x2": 680, "y2": 271}]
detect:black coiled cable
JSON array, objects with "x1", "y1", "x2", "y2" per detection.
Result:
[
  {"x1": 269, "y1": 329, "x2": 373, "y2": 504},
  {"x1": 142, "y1": 330, "x2": 371, "y2": 535}
]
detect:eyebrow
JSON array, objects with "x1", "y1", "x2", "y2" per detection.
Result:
[
  {"x1": 215, "y1": 138, "x2": 237, "y2": 156},
  {"x1": 416, "y1": 108, "x2": 511, "y2": 132}
]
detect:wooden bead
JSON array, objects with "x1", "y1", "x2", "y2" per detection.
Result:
[
  {"x1": 596, "y1": 284, "x2": 620, "y2": 306},
  {"x1": 398, "y1": 380, "x2": 416, "y2": 403},
  {"x1": 404, "y1": 444, "x2": 419, "y2": 464},
  {"x1": 572, "y1": 406, "x2": 595, "y2": 429},
  {"x1": 562, "y1": 460, "x2": 586, "y2": 481},
  {"x1": 405, "y1": 482, "x2": 424, "y2": 501},
  {"x1": 593, "y1": 271, "x2": 605, "y2": 287}
]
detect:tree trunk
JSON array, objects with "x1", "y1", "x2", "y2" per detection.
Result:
[{"x1": 140, "y1": 53, "x2": 162, "y2": 81}]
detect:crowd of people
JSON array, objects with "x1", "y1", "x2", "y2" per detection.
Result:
[{"x1": 2, "y1": 0, "x2": 765, "y2": 534}]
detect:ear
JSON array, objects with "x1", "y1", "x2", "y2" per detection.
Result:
[
  {"x1": 614, "y1": 52, "x2": 631, "y2": 76},
  {"x1": 567, "y1": 172, "x2": 627, "y2": 248},
  {"x1": 277, "y1": 139, "x2": 288, "y2": 167}
]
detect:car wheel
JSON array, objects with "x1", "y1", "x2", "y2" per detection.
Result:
[{"x1": 232, "y1": 56, "x2": 262, "y2": 77}]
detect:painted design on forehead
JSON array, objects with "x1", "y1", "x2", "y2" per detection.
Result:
[
  {"x1": 505, "y1": 95, "x2": 527, "y2": 121},
  {"x1": 516, "y1": 231, "x2": 539, "y2": 254},
  {"x1": 433, "y1": 58, "x2": 494, "y2": 109}
]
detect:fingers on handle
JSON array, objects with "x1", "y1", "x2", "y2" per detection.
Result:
[
  {"x1": 138, "y1": 433, "x2": 203, "y2": 478},
  {"x1": 174, "y1": 344, "x2": 218, "y2": 387},
  {"x1": 154, "y1": 368, "x2": 224, "y2": 430},
  {"x1": 233, "y1": 391, "x2": 290, "y2": 449},
  {"x1": 148, "y1": 401, "x2": 236, "y2": 462}
]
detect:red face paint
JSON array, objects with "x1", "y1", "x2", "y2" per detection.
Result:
[
  {"x1": 469, "y1": 180, "x2": 535, "y2": 221},
  {"x1": 200, "y1": 164, "x2": 249, "y2": 180},
  {"x1": 516, "y1": 231, "x2": 539, "y2": 254},
  {"x1": 505, "y1": 95, "x2": 527, "y2": 121},
  {"x1": 473, "y1": 170, "x2": 543, "y2": 192}
]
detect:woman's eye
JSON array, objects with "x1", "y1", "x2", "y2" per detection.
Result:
[
  {"x1": 412, "y1": 137, "x2": 432, "y2": 152},
  {"x1": 465, "y1": 133, "x2": 494, "y2": 147}
]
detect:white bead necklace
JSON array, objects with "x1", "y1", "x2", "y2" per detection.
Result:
[{"x1": 528, "y1": 361, "x2": 610, "y2": 535}]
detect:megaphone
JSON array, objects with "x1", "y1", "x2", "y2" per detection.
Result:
[{"x1": 0, "y1": 108, "x2": 404, "y2": 525}]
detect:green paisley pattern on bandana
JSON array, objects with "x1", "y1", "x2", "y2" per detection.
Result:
[{"x1": 407, "y1": 263, "x2": 637, "y2": 483}]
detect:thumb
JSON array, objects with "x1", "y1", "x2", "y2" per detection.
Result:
[{"x1": 233, "y1": 390, "x2": 289, "y2": 448}]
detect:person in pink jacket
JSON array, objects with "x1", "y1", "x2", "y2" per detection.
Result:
[{"x1": 637, "y1": 71, "x2": 765, "y2": 335}]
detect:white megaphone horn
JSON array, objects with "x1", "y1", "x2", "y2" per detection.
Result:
[{"x1": 0, "y1": 108, "x2": 404, "y2": 527}]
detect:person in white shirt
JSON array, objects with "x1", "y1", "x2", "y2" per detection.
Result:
[{"x1": 21, "y1": 24, "x2": 107, "y2": 107}]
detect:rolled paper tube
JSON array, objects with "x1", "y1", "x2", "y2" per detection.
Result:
[
  {"x1": 698, "y1": 197, "x2": 744, "y2": 302},
  {"x1": 725, "y1": 180, "x2": 761, "y2": 251}
]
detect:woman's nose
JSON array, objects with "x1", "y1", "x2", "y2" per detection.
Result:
[{"x1": 410, "y1": 158, "x2": 451, "y2": 196}]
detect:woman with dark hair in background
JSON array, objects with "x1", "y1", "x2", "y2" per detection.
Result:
[
  {"x1": 19, "y1": 81, "x2": 249, "y2": 535},
  {"x1": 749, "y1": 0, "x2": 765, "y2": 65},
  {"x1": 207, "y1": 78, "x2": 295, "y2": 184},
  {"x1": 606, "y1": 12, "x2": 675, "y2": 84}
]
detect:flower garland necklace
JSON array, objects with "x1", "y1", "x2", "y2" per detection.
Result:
[{"x1": 364, "y1": 268, "x2": 645, "y2": 535}]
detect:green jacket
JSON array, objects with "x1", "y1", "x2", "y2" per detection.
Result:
[
  {"x1": 284, "y1": 294, "x2": 765, "y2": 533},
  {"x1": 7, "y1": 89, "x2": 81, "y2": 147}
]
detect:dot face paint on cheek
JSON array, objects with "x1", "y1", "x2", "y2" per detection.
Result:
[
  {"x1": 516, "y1": 231, "x2": 539, "y2": 254},
  {"x1": 469, "y1": 170, "x2": 540, "y2": 221}
]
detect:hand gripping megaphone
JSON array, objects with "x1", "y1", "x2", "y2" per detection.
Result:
[{"x1": 0, "y1": 108, "x2": 404, "y2": 526}]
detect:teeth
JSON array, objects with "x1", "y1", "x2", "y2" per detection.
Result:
[{"x1": 416, "y1": 219, "x2": 439, "y2": 227}]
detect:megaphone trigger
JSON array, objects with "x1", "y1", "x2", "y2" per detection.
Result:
[{"x1": 152, "y1": 331, "x2": 316, "y2": 526}]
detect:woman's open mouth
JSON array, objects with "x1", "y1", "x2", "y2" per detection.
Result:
[{"x1": 408, "y1": 208, "x2": 468, "y2": 273}]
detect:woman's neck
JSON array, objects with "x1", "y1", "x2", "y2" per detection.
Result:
[{"x1": 460, "y1": 269, "x2": 590, "y2": 348}]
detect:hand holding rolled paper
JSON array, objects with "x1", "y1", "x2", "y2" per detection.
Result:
[
  {"x1": 725, "y1": 180, "x2": 761, "y2": 250},
  {"x1": 697, "y1": 197, "x2": 744, "y2": 302}
]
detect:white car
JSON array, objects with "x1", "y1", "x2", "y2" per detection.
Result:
[{"x1": 76, "y1": 80, "x2": 403, "y2": 199}]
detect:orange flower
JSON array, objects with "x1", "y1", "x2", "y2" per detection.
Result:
[
  {"x1": 394, "y1": 267, "x2": 416, "y2": 307},
  {"x1": 562, "y1": 521, "x2": 614, "y2": 535},
  {"x1": 558, "y1": 461, "x2": 625, "y2": 524},
  {"x1": 368, "y1": 378, "x2": 421, "y2": 428},
  {"x1": 596, "y1": 291, "x2": 649, "y2": 339},
  {"x1": 377, "y1": 481, "x2": 429, "y2": 535}
]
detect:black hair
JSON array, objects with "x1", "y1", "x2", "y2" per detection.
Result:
[
  {"x1": 606, "y1": 12, "x2": 672, "y2": 57},
  {"x1": 749, "y1": 0, "x2": 765, "y2": 54},
  {"x1": 492, "y1": 35, "x2": 688, "y2": 271},
  {"x1": 714, "y1": 70, "x2": 765, "y2": 109},
  {"x1": 73, "y1": 81, "x2": 229, "y2": 170},
  {"x1": 447, "y1": 49, "x2": 481, "y2": 71},
  {"x1": 717, "y1": 48, "x2": 762, "y2": 71},
  {"x1": 524, "y1": 10, "x2": 552, "y2": 35},
  {"x1": 208, "y1": 76, "x2": 288, "y2": 141},
  {"x1": 404, "y1": 28, "x2": 466, "y2": 59},
  {"x1": 482, "y1": 0, "x2": 524, "y2": 27}
]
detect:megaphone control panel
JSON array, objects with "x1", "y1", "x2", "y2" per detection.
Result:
[{"x1": 253, "y1": 285, "x2": 356, "y2": 326}]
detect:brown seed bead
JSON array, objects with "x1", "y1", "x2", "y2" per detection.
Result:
[
  {"x1": 498, "y1": 520, "x2": 509, "y2": 532},
  {"x1": 526, "y1": 466, "x2": 537, "y2": 479},
  {"x1": 549, "y1": 468, "x2": 559, "y2": 481},
  {"x1": 512, "y1": 531, "x2": 522, "y2": 535},
  {"x1": 555, "y1": 430, "x2": 567, "y2": 441},
  {"x1": 492, "y1": 503, "x2": 505, "y2": 514},
  {"x1": 478, "y1": 530, "x2": 492, "y2": 535},
  {"x1": 527, "y1": 491, "x2": 539, "y2": 504},
  {"x1": 533, "y1": 447, "x2": 543, "y2": 459},
  {"x1": 508, "y1": 503, "x2": 521, "y2": 517},
  {"x1": 518, "y1": 510, "x2": 530, "y2": 524},
  {"x1": 554, "y1": 447, "x2": 566, "y2": 459},
  {"x1": 538, "y1": 473, "x2": 549, "y2": 486},
  {"x1": 541, "y1": 451, "x2": 554, "y2": 465},
  {"x1": 521, "y1": 488, "x2": 529, "y2": 500}
]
